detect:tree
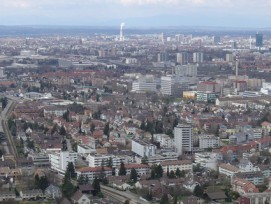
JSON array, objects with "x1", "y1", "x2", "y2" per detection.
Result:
[
  {"x1": 1, "y1": 97, "x2": 8, "y2": 109},
  {"x1": 119, "y1": 162, "x2": 126, "y2": 176},
  {"x1": 130, "y1": 168, "x2": 138, "y2": 183},
  {"x1": 78, "y1": 175, "x2": 86, "y2": 185},
  {"x1": 62, "y1": 110, "x2": 70, "y2": 122},
  {"x1": 168, "y1": 170, "x2": 175, "y2": 179},
  {"x1": 193, "y1": 185, "x2": 204, "y2": 198},
  {"x1": 160, "y1": 193, "x2": 169, "y2": 204},
  {"x1": 65, "y1": 162, "x2": 76, "y2": 179},
  {"x1": 104, "y1": 122, "x2": 110, "y2": 140},
  {"x1": 150, "y1": 164, "x2": 163, "y2": 179},
  {"x1": 175, "y1": 168, "x2": 185, "y2": 177},
  {"x1": 51, "y1": 124, "x2": 57, "y2": 135},
  {"x1": 39, "y1": 176, "x2": 49, "y2": 191},
  {"x1": 59, "y1": 125, "x2": 66, "y2": 135},
  {"x1": 90, "y1": 124, "x2": 95, "y2": 132},
  {"x1": 140, "y1": 120, "x2": 146, "y2": 130},
  {"x1": 92, "y1": 177, "x2": 101, "y2": 196},
  {"x1": 107, "y1": 157, "x2": 113, "y2": 168}
]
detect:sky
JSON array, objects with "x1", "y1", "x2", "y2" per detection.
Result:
[{"x1": 0, "y1": 0, "x2": 271, "y2": 28}]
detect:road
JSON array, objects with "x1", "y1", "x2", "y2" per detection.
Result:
[
  {"x1": 0, "y1": 99, "x2": 18, "y2": 157},
  {"x1": 101, "y1": 185, "x2": 150, "y2": 204}
]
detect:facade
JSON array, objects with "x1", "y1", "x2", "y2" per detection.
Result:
[
  {"x1": 131, "y1": 139, "x2": 157, "y2": 158},
  {"x1": 160, "y1": 160, "x2": 193, "y2": 173},
  {"x1": 28, "y1": 153, "x2": 50, "y2": 167},
  {"x1": 193, "y1": 52, "x2": 204, "y2": 63},
  {"x1": 255, "y1": 33, "x2": 263, "y2": 48},
  {"x1": 86, "y1": 154, "x2": 123, "y2": 168},
  {"x1": 219, "y1": 163, "x2": 240, "y2": 177},
  {"x1": 49, "y1": 151, "x2": 78, "y2": 175},
  {"x1": 76, "y1": 166, "x2": 112, "y2": 181},
  {"x1": 161, "y1": 75, "x2": 189, "y2": 96},
  {"x1": 194, "y1": 152, "x2": 221, "y2": 170},
  {"x1": 199, "y1": 135, "x2": 220, "y2": 149},
  {"x1": 235, "y1": 171, "x2": 264, "y2": 185},
  {"x1": 115, "y1": 164, "x2": 150, "y2": 176},
  {"x1": 174, "y1": 124, "x2": 193, "y2": 156},
  {"x1": 174, "y1": 64, "x2": 197, "y2": 77},
  {"x1": 131, "y1": 76, "x2": 157, "y2": 93},
  {"x1": 176, "y1": 52, "x2": 188, "y2": 65},
  {"x1": 153, "y1": 134, "x2": 174, "y2": 148}
]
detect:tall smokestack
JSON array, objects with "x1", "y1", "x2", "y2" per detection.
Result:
[{"x1": 120, "y1": 23, "x2": 125, "y2": 41}]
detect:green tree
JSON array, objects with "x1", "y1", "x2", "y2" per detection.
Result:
[
  {"x1": 160, "y1": 193, "x2": 169, "y2": 204},
  {"x1": 39, "y1": 176, "x2": 49, "y2": 191},
  {"x1": 140, "y1": 120, "x2": 146, "y2": 130},
  {"x1": 1, "y1": 97, "x2": 8, "y2": 109},
  {"x1": 130, "y1": 168, "x2": 138, "y2": 183},
  {"x1": 51, "y1": 123, "x2": 57, "y2": 135},
  {"x1": 119, "y1": 162, "x2": 127, "y2": 176},
  {"x1": 92, "y1": 177, "x2": 101, "y2": 196},
  {"x1": 65, "y1": 162, "x2": 76, "y2": 179},
  {"x1": 107, "y1": 157, "x2": 113, "y2": 168},
  {"x1": 77, "y1": 175, "x2": 86, "y2": 185},
  {"x1": 175, "y1": 168, "x2": 185, "y2": 177},
  {"x1": 59, "y1": 125, "x2": 66, "y2": 135},
  {"x1": 193, "y1": 185, "x2": 204, "y2": 198},
  {"x1": 62, "y1": 110, "x2": 70, "y2": 122},
  {"x1": 168, "y1": 170, "x2": 175, "y2": 179},
  {"x1": 90, "y1": 123, "x2": 95, "y2": 132},
  {"x1": 104, "y1": 122, "x2": 110, "y2": 140}
]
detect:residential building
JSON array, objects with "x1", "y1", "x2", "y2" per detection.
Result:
[
  {"x1": 71, "y1": 191, "x2": 90, "y2": 204},
  {"x1": 176, "y1": 52, "x2": 188, "y2": 65},
  {"x1": 174, "y1": 64, "x2": 197, "y2": 77},
  {"x1": 115, "y1": 164, "x2": 150, "y2": 176},
  {"x1": 153, "y1": 134, "x2": 174, "y2": 148},
  {"x1": 234, "y1": 171, "x2": 264, "y2": 185},
  {"x1": 160, "y1": 160, "x2": 192, "y2": 173},
  {"x1": 28, "y1": 153, "x2": 50, "y2": 167},
  {"x1": 174, "y1": 124, "x2": 193, "y2": 156},
  {"x1": 132, "y1": 139, "x2": 157, "y2": 158},
  {"x1": 193, "y1": 52, "x2": 204, "y2": 63},
  {"x1": 194, "y1": 152, "x2": 221, "y2": 170},
  {"x1": 49, "y1": 151, "x2": 78, "y2": 175},
  {"x1": 219, "y1": 163, "x2": 240, "y2": 177},
  {"x1": 199, "y1": 135, "x2": 220, "y2": 149},
  {"x1": 86, "y1": 154, "x2": 123, "y2": 168},
  {"x1": 76, "y1": 167, "x2": 112, "y2": 181},
  {"x1": 232, "y1": 178, "x2": 259, "y2": 194}
]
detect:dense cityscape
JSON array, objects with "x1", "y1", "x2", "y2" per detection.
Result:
[{"x1": 0, "y1": 24, "x2": 271, "y2": 204}]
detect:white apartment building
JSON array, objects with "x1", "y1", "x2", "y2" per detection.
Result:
[
  {"x1": 176, "y1": 52, "x2": 188, "y2": 65},
  {"x1": 193, "y1": 52, "x2": 204, "y2": 63},
  {"x1": 77, "y1": 145, "x2": 96, "y2": 155},
  {"x1": 115, "y1": 164, "x2": 150, "y2": 176},
  {"x1": 132, "y1": 139, "x2": 157, "y2": 158},
  {"x1": 174, "y1": 64, "x2": 197, "y2": 77},
  {"x1": 174, "y1": 124, "x2": 193, "y2": 156},
  {"x1": 153, "y1": 134, "x2": 174, "y2": 148},
  {"x1": 77, "y1": 167, "x2": 112, "y2": 181},
  {"x1": 161, "y1": 75, "x2": 189, "y2": 96},
  {"x1": 160, "y1": 160, "x2": 193, "y2": 173},
  {"x1": 194, "y1": 152, "x2": 221, "y2": 170},
  {"x1": 86, "y1": 154, "x2": 123, "y2": 168},
  {"x1": 219, "y1": 163, "x2": 240, "y2": 177},
  {"x1": 28, "y1": 153, "x2": 50, "y2": 167},
  {"x1": 199, "y1": 135, "x2": 220, "y2": 149},
  {"x1": 49, "y1": 151, "x2": 78, "y2": 175}
]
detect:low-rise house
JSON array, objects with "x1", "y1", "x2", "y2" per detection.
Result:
[
  {"x1": 78, "y1": 184, "x2": 94, "y2": 194},
  {"x1": 0, "y1": 191, "x2": 16, "y2": 202},
  {"x1": 20, "y1": 189, "x2": 45, "y2": 200},
  {"x1": 206, "y1": 191, "x2": 227, "y2": 203},
  {"x1": 71, "y1": 191, "x2": 90, "y2": 204},
  {"x1": 45, "y1": 184, "x2": 62, "y2": 199},
  {"x1": 219, "y1": 163, "x2": 240, "y2": 177},
  {"x1": 232, "y1": 178, "x2": 259, "y2": 194},
  {"x1": 234, "y1": 171, "x2": 264, "y2": 185}
]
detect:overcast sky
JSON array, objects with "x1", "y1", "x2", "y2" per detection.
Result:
[{"x1": 0, "y1": 0, "x2": 271, "y2": 27}]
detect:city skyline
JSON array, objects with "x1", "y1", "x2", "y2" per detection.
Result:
[{"x1": 0, "y1": 0, "x2": 271, "y2": 27}]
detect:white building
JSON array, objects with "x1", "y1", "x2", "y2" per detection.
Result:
[
  {"x1": 176, "y1": 52, "x2": 188, "y2": 65},
  {"x1": 153, "y1": 134, "x2": 174, "y2": 148},
  {"x1": 131, "y1": 139, "x2": 157, "y2": 158},
  {"x1": 49, "y1": 151, "x2": 77, "y2": 175},
  {"x1": 174, "y1": 124, "x2": 193, "y2": 156},
  {"x1": 199, "y1": 135, "x2": 220, "y2": 149},
  {"x1": 77, "y1": 145, "x2": 96, "y2": 156},
  {"x1": 160, "y1": 160, "x2": 193, "y2": 173},
  {"x1": 131, "y1": 76, "x2": 157, "y2": 93},
  {"x1": 86, "y1": 154, "x2": 123, "y2": 168},
  {"x1": 115, "y1": 164, "x2": 150, "y2": 176},
  {"x1": 219, "y1": 163, "x2": 240, "y2": 177},
  {"x1": 193, "y1": 52, "x2": 204, "y2": 63},
  {"x1": 125, "y1": 58, "x2": 138, "y2": 64},
  {"x1": 194, "y1": 152, "x2": 221, "y2": 170},
  {"x1": 174, "y1": 64, "x2": 197, "y2": 77},
  {"x1": 161, "y1": 75, "x2": 189, "y2": 96},
  {"x1": 77, "y1": 166, "x2": 112, "y2": 181}
]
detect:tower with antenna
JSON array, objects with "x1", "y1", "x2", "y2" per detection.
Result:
[{"x1": 120, "y1": 23, "x2": 125, "y2": 41}]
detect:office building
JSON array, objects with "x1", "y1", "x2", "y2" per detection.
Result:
[
  {"x1": 199, "y1": 135, "x2": 220, "y2": 149},
  {"x1": 256, "y1": 33, "x2": 263, "y2": 48},
  {"x1": 131, "y1": 76, "x2": 157, "y2": 93},
  {"x1": 161, "y1": 75, "x2": 189, "y2": 96},
  {"x1": 157, "y1": 52, "x2": 169, "y2": 62},
  {"x1": 174, "y1": 124, "x2": 193, "y2": 156},
  {"x1": 86, "y1": 154, "x2": 123, "y2": 168},
  {"x1": 226, "y1": 53, "x2": 234, "y2": 62}
]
